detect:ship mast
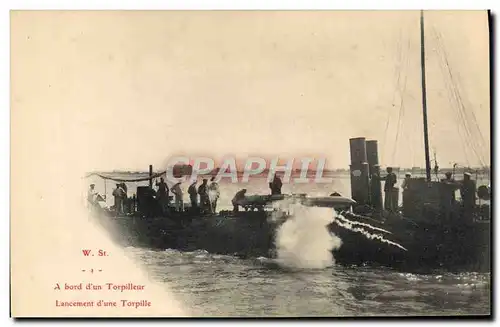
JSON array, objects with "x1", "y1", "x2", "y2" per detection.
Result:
[{"x1": 420, "y1": 10, "x2": 432, "y2": 182}]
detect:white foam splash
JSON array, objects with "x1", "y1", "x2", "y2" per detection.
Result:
[
  {"x1": 333, "y1": 212, "x2": 407, "y2": 252},
  {"x1": 335, "y1": 214, "x2": 392, "y2": 235},
  {"x1": 272, "y1": 201, "x2": 342, "y2": 269}
]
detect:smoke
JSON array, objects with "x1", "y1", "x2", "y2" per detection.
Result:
[{"x1": 272, "y1": 200, "x2": 342, "y2": 269}]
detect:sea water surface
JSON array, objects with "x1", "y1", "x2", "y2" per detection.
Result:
[
  {"x1": 86, "y1": 172, "x2": 491, "y2": 317},
  {"x1": 125, "y1": 248, "x2": 490, "y2": 317}
]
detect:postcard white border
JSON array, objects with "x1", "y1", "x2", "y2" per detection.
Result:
[{"x1": 2, "y1": 0, "x2": 497, "y2": 325}]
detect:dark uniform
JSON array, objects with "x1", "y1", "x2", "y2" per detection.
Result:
[
  {"x1": 269, "y1": 176, "x2": 283, "y2": 195},
  {"x1": 198, "y1": 180, "x2": 209, "y2": 213},
  {"x1": 232, "y1": 189, "x2": 247, "y2": 212},
  {"x1": 383, "y1": 168, "x2": 397, "y2": 212},
  {"x1": 155, "y1": 178, "x2": 169, "y2": 214},
  {"x1": 460, "y1": 173, "x2": 476, "y2": 218},
  {"x1": 188, "y1": 182, "x2": 198, "y2": 209}
]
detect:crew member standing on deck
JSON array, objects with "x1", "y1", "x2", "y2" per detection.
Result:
[
  {"x1": 401, "y1": 173, "x2": 411, "y2": 190},
  {"x1": 460, "y1": 172, "x2": 476, "y2": 218},
  {"x1": 155, "y1": 177, "x2": 169, "y2": 214},
  {"x1": 383, "y1": 167, "x2": 397, "y2": 212},
  {"x1": 198, "y1": 179, "x2": 210, "y2": 213},
  {"x1": 440, "y1": 172, "x2": 459, "y2": 219},
  {"x1": 171, "y1": 181, "x2": 184, "y2": 212},
  {"x1": 269, "y1": 175, "x2": 283, "y2": 195},
  {"x1": 401, "y1": 173, "x2": 412, "y2": 209},
  {"x1": 112, "y1": 183, "x2": 126, "y2": 214},
  {"x1": 188, "y1": 180, "x2": 198, "y2": 210},
  {"x1": 120, "y1": 182, "x2": 128, "y2": 196},
  {"x1": 441, "y1": 172, "x2": 458, "y2": 202},
  {"x1": 442, "y1": 171, "x2": 455, "y2": 182},
  {"x1": 120, "y1": 183, "x2": 129, "y2": 213},
  {"x1": 208, "y1": 177, "x2": 220, "y2": 214},
  {"x1": 87, "y1": 184, "x2": 97, "y2": 209}
]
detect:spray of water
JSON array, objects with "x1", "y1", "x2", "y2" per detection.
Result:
[
  {"x1": 335, "y1": 213, "x2": 393, "y2": 235},
  {"x1": 333, "y1": 211, "x2": 408, "y2": 252},
  {"x1": 272, "y1": 200, "x2": 342, "y2": 269}
]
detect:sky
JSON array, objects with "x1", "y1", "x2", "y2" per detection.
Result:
[{"x1": 11, "y1": 10, "x2": 490, "y2": 173}]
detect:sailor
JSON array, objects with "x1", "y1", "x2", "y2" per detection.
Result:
[
  {"x1": 120, "y1": 183, "x2": 130, "y2": 214},
  {"x1": 87, "y1": 184, "x2": 97, "y2": 209},
  {"x1": 208, "y1": 177, "x2": 221, "y2": 214},
  {"x1": 441, "y1": 171, "x2": 458, "y2": 202},
  {"x1": 439, "y1": 172, "x2": 458, "y2": 219},
  {"x1": 383, "y1": 167, "x2": 397, "y2": 212},
  {"x1": 441, "y1": 172, "x2": 455, "y2": 183},
  {"x1": 155, "y1": 177, "x2": 169, "y2": 214},
  {"x1": 120, "y1": 182, "x2": 128, "y2": 195},
  {"x1": 112, "y1": 183, "x2": 126, "y2": 214},
  {"x1": 269, "y1": 175, "x2": 283, "y2": 195},
  {"x1": 188, "y1": 180, "x2": 198, "y2": 210},
  {"x1": 198, "y1": 179, "x2": 210, "y2": 213},
  {"x1": 460, "y1": 172, "x2": 476, "y2": 217},
  {"x1": 370, "y1": 165, "x2": 384, "y2": 211},
  {"x1": 232, "y1": 189, "x2": 247, "y2": 212},
  {"x1": 399, "y1": 173, "x2": 412, "y2": 210},
  {"x1": 171, "y1": 181, "x2": 184, "y2": 212},
  {"x1": 401, "y1": 173, "x2": 411, "y2": 190}
]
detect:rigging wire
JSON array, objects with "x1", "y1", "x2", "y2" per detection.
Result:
[
  {"x1": 382, "y1": 28, "x2": 404, "y2": 164},
  {"x1": 455, "y1": 77, "x2": 485, "y2": 166},
  {"x1": 435, "y1": 28, "x2": 488, "y2": 165},
  {"x1": 391, "y1": 37, "x2": 411, "y2": 164},
  {"x1": 431, "y1": 25, "x2": 487, "y2": 167},
  {"x1": 430, "y1": 26, "x2": 471, "y2": 167},
  {"x1": 456, "y1": 73, "x2": 490, "y2": 161},
  {"x1": 383, "y1": 17, "x2": 488, "y2": 171}
]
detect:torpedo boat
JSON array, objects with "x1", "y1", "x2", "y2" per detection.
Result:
[{"x1": 85, "y1": 11, "x2": 490, "y2": 273}]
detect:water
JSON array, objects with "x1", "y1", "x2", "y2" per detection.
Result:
[
  {"x1": 124, "y1": 248, "x2": 490, "y2": 317},
  {"x1": 86, "y1": 172, "x2": 491, "y2": 317}
]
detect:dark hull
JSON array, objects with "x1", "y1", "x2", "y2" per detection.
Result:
[
  {"x1": 93, "y1": 207, "x2": 490, "y2": 273},
  {"x1": 97, "y1": 210, "x2": 278, "y2": 257},
  {"x1": 329, "y1": 213, "x2": 490, "y2": 273}
]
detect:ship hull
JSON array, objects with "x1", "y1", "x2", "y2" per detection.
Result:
[{"x1": 92, "y1": 207, "x2": 490, "y2": 273}]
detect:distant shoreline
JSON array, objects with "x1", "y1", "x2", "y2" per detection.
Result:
[{"x1": 87, "y1": 167, "x2": 491, "y2": 177}]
